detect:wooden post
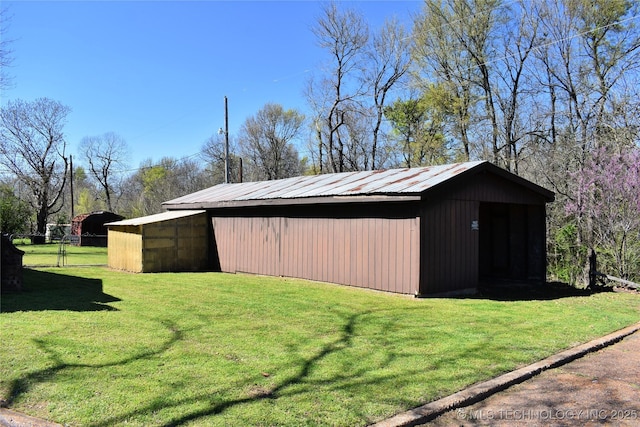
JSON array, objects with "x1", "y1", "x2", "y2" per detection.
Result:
[
  {"x1": 588, "y1": 248, "x2": 639, "y2": 290},
  {"x1": 589, "y1": 249, "x2": 597, "y2": 289}
]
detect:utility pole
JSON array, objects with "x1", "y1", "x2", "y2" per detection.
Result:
[
  {"x1": 69, "y1": 155, "x2": 75, "y2": 219},
  {"x1": 224, "y1": 96, "x2": 230, "y2": 184}
]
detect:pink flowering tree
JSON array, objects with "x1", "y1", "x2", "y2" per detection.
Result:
[{"x1": 567, "y1": 146, "x2": 640, "y2": 281}]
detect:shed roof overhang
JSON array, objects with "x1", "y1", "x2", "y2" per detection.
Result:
[
  {"x1": 163, "y1": 194, "x2": 423, "y2": 210},
  {"x1": 105, "y1": 210, "x2": 206, "y2": 227}
]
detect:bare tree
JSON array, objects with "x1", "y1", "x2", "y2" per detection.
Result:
[
  {"x1": 307, "y1": 1, "x2": 369, "y2": 173},
  {"x1": 307, "y1": 3, "x2": 412, "y2": 172},
  {"x1": 201, "y1": 133, "x2": 242, "y2": 184},
  {"x1": 0, "y1": 98, "x2": 71, "y2": 238},
  {"x1": 78, "y1": 132, "x2": 129, "y2": 212},
  {"x1": 493, "y1": 2, "x2": 540, "y2": 173},
  {"x1": 238, "y1": 103, "x2": 305, "y2": 181},
  {"x1": 0, "y1": 7, "x2": 14, "y2": 90},
  {"x1": 365, "y1": 17, "x2": 412, "y2": 169},
  {"x1": 412, "y1": 0, "x2": 481, "y2": 161},
  {"x1": 527, "y1": 0, "x2": 640, "y2": 285},
  {"x1": 120, "y1": 156, "x2": 209, "y2": 217},
  {"x1": 414, "y1": 0, "x2": 544, "y2": 173}
]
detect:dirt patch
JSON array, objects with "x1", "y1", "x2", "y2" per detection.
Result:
[{"x1": 427, "y1": 330, "x2": 640, "y2": 426}]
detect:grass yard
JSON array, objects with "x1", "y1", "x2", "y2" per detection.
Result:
[
  {"x1": 1, "y1": 265, "x2": 639, "y2": 427},
  {"x1": 16, "y1": 242, "x2": 108, "y2": 267}
]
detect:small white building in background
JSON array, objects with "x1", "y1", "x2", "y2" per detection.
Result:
[{"x1": 45, "y1": 223, "x2": 70, "y2": 242}]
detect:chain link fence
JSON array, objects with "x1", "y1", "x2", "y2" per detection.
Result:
[{"x1": 10, "y1": 234, "x2": 108, "y2": 267}]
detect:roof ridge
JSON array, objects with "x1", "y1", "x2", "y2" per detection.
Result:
[{"x1": 162, "y1": 161, "x2": 498, "y2": 208}]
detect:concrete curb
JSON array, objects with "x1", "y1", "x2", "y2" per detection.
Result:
[
  {"x1": 370, "y1": 321, "x2": 640, "y2": 427},
  {"x1": 0, "y1": 408, "x2": 62, "y2": 427}
]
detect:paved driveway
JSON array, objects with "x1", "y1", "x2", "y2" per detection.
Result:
[{"x1": 426, "y1": 329, "x2": 640, "y2": 426}]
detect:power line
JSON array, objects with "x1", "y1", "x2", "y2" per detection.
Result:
[
  {"x1": 410, "y1": 1, "x2": 640, "y2": 76},
  {"x1": 110, "y1": 151, "x2": 204, "y2": 174}
]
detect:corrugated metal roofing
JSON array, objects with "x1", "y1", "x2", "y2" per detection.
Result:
[
  {"x1": 105, "y1": 210, "x2": 206, "y2": 226},
  {"x1": 163, "y1": 161, "x2": 487, "y2": 208}
]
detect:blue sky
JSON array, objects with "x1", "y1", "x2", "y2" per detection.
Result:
[{"x1": 3, "y1": 0, "x2": 419, "y2": 169}]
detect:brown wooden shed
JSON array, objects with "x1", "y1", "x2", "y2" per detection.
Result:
[
  {"x1": 105, "y1": 210, "x2": 209, "y2": 273},
  {"x1": 160, "y1": 161, "x2": 554, "y2": 295}
]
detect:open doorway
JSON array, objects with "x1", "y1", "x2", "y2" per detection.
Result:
[{"x1": 479, "y1": 202, "x2": 544, "y2": 283}]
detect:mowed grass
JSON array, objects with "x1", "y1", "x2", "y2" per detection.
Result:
[
  {"x1": 16, "y1": 242, "x2": 107, "y2": 266},
  {"x1": 1, "y1": 265, "x2": 639, "y2": 427}
]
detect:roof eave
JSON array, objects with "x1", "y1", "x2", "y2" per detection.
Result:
[{"x1": 163, "y1": 194, "x2": 422, "y2": 210}]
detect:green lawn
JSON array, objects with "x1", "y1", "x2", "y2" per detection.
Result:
[
  {"x1": 15, "y1": 242, "x2": 108, "y2": 267},
  {"x1": 1, "y1": 265, "x2": 639, "y2": 426}
]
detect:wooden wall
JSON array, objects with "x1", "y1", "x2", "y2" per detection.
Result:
[
  {"x1": 421, "y1": 199, "x2": 479, "y2": 295},
  {"x1": 426, "y1": 171, "x2": 550, "y2": 205},
  {"x1": 419, "y1": 170, "x2": 549, "y2": 294},
  {"x1": 108, "y1": 227, "x2": 143, "y2": 272},
  {"x1": 211, "y1": 215, "x2": 420, "y2": 294},
  {"x1": 142, "y1": 213, "x2": 209, "y2": 272},
  {"x1": 108, "y1": 213, "x2": 210, "y2": 273},
  {"x1": 209, "y1": 170, "x2": 549, "y2": 296}
]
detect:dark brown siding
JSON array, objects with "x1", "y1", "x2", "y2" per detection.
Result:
[
  {"x1": 427, "y1": 171, "x2": 549, "y2": 205},
  {"x1": 421, "y1": 199, "x2": 479, "y2": 295},
  {"x1": 418, "y1": 170, "x2": 549, "y2": 294},
  {"x1": 211, "y1": 215, "x2": 420, "y2": 294},
  {"x1": 204, "y1": 169, "x2": 550, "y2": 295}
]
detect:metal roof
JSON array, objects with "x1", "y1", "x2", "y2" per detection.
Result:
[
  {"x1": 105, "y1": 210, "x2": 206, "y2": 226},
  {"x1": 162, "y1": 161, "x2": 554, "y2": 209}
]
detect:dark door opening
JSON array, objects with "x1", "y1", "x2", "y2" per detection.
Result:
[
  {"x1": 480, "y1": 203, "x2": 508, "y2": 279},
  {"x1": 479, "y1": 202, "x2": 532, "y2": 282}
]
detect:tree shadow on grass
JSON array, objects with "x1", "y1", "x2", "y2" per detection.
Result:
[
  {"x1": 475, "y1": 280, "x2": 602, "y2": 301},
  {"x1": 1, "y1": 268, "x2": 120, "y2": 312},
  {"x1": 6, "y1": 293, "x2": 617, "y2": 425},
  {"x1": 163, "y1": 311, "x2": 364, "y2": 426},
  {"x1": 88, "y1": 309, "x2": 447, "y2": 427},
  {"x1": 86, "y1": 311, "x2": 386, "y2": 427},
  {"x1": 1, "y1": 319, "x2": 184, "y2": 411}
]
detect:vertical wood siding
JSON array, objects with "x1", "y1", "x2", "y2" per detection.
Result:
[
  {"x1": 108, "y1": 228, "x2": 143, "y2": 272},
  {"x1": 429, "y1": 172, "x2": 548, "y2": 205},
  {"x1": 211, "y1": 215, "x2": 420, "y2": 294},
  {"x1": 421, "y1": 199, "x2": 480, "y2": 294},
  {"x1": 142, "y1": 214, "x2": 209, "y2": 272},
  {"x1": 418, "y1": 171, "x2": 549, "y2": 294}
]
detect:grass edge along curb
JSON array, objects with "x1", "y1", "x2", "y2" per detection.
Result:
[
  {"x1": 0, "y1": 407, "x2": 63, "y2": 427},
  {"x1": 371, "y1": 321, "x2": 640, "y2": 427}
]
